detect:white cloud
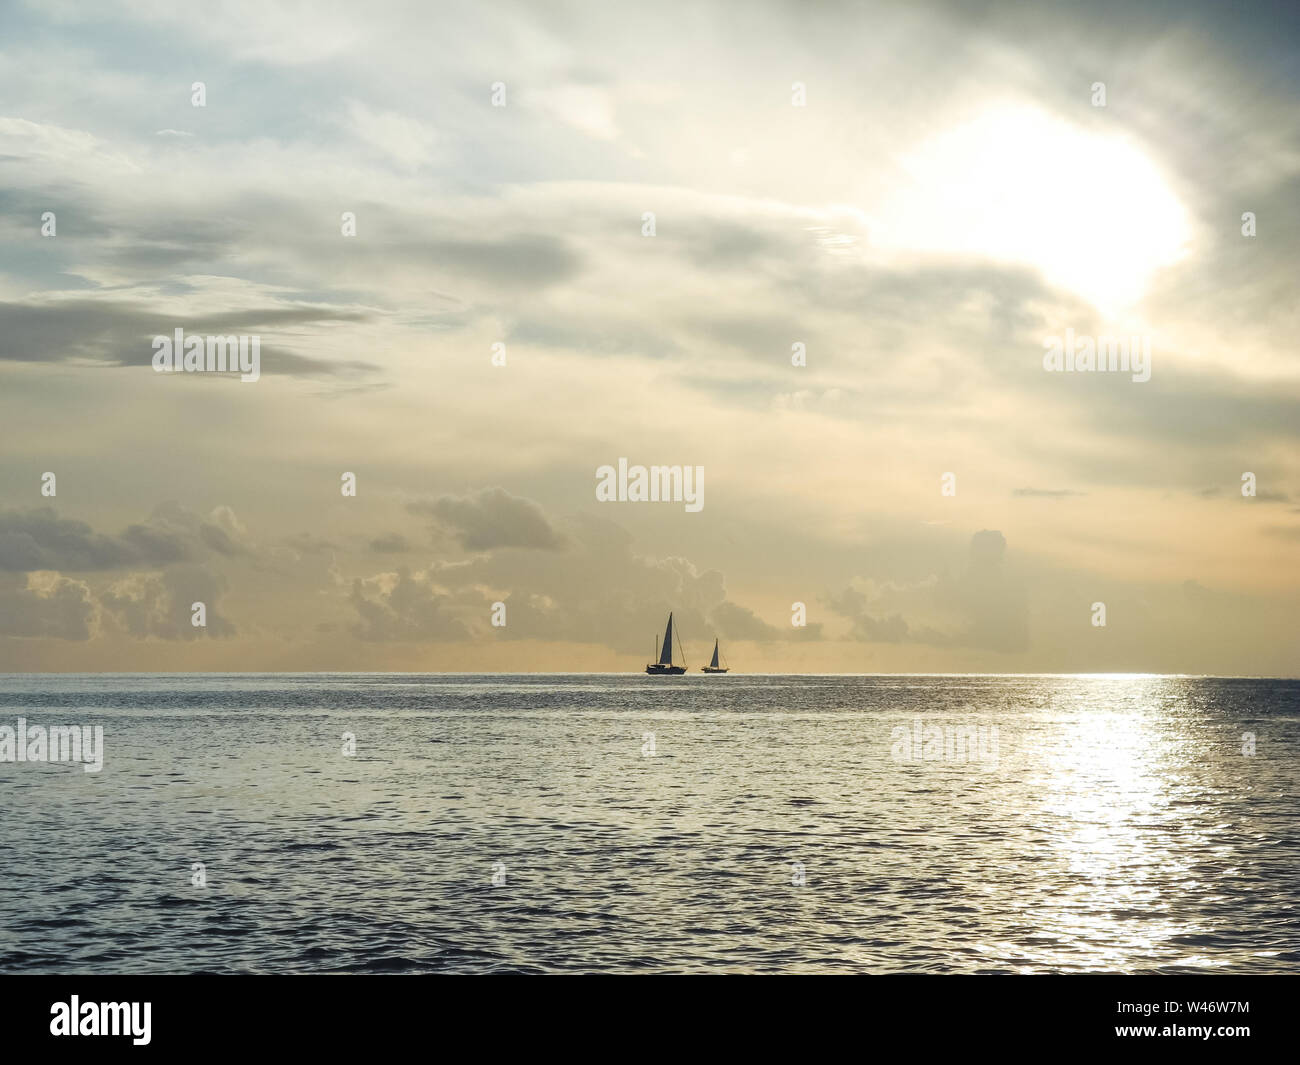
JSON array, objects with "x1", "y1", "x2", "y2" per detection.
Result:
[
  {"x1": 521, "y1": 84, "x2": 620, "y2": 141},
  {"x1": 343, "y1": 100, "x2": 438, "y2": 170}
]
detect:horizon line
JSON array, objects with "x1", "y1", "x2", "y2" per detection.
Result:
[{"x1": 1, "y1": 670, "x2": 1297, "y2": 680}]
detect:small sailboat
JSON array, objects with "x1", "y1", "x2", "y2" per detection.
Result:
[
  {"x1": 645, "y1": 612, "x2": 687, "y2": 675},
  {"x1": 701, "y1": 637, "x2": 729, "y2": 674}
]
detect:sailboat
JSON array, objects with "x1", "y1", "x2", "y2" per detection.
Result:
[
  {"x1": 645, "y1": 612, "x2": 687, "y2": 675},
  {"x1": 701, "y1": 637, "x2": 729, "y2": 674}
]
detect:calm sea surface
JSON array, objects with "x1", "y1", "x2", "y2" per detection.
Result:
[{"x1": 0, "y1": 673, "x2": 1296, "y2": 974}]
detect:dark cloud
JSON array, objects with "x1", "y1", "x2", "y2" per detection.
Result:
[
  {"x1": 0, "y1": 507, "x2": 189, "y2": 571},
  {"x1": 709, "y1": 600, "x2": 781, "y2": 642},
  {"x1": 827, "y1": 586, "x2": 919, "y2": 644},
  {"x1": 199, "y1": 524, "x2": 245, "y2": 556},
  {"x1": 326, "y1": 213, "x2": 585, "y2": 290},
  {"x1": 347, "y1": 512, "x2": 808, "y2": 656},
  {"x1": 100, "y1": 564, "x2": 235, "y2": 639},
  {"x1": 1085, "y1": 367, "x2": 1300, "y2": 449},
  {"x1": 409, "y1": 488, "x2": 565, "y2": 552},
  {"x1": 682, "y1": 220, "x2": 784, "y2": 268},
  {"x1": 348, "y1": 569, "x2": 473, "y2": 641},
  {"x1": 283, "y1": 533, "x2": 340, "y2": 554},
  {"x1": 0, "y1": 503, "x2": 255, "y2": 573},
  {"x1": 0, "y1": 298, "x2": 378, "y2": 377},
  {"x1": 0, "y1": 574, "x2": 95, "y2": 640},
  {"x1": 422, "y1": 235, "x2": 582, "y2": 289},
  {"x1": 855, "y1": 612, "x2": 912, "y2": 643}
]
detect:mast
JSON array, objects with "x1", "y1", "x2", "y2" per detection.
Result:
[{"x1": 709, "y1": 638, "x2": 719, "y2": 669}]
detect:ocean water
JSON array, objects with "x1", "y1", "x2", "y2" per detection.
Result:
[{"x1": 0, "y1": 673, "x2": 1296, "y2": 975}]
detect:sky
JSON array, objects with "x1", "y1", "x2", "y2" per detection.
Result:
[{"x1": 0, "y1": 0, "x2": 1297, "y2": 674}]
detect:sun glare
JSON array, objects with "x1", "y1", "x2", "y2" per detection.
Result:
[{"x1": 873, "y1": 104, "x2": 1192, "y2": 314}]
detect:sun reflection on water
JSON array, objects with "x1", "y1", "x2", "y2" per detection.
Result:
[{"x1": 1022, "y1": 677, "x2": 1224, "y2": 970}]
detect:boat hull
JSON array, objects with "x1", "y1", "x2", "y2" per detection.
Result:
[
  {"x1": 701, "y1": 667, "x2": 728, "y2": 673},
  {"x1": 645, "y1": 664, "x2": 686, "y2": 675}
]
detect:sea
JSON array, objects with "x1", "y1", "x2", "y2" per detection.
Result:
[{"x1": 0, "y1": 673, "x2": 1296, "y2": 974}]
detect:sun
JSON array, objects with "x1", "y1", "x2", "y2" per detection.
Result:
[{"x1": 872, "y1": 102, "x2": 1192, "y2": 315}]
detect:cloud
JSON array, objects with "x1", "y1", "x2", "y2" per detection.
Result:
[
  {"x1": 522, "y1": 84, "x2": 620, "y2": 141},
  {"x1": 0, "y1": 507, "x2": 190, "y2": 571},
  {"x1": 348, "y1": 568, "x2": 473, "y2": 642},
  {"x1": 826, "y1": 586, "x2": 921, "y2": 644},
  {"x1": 409, "y1": 488, "x2": 565, "y2": 552},
  {"x1": 100, "y1": 564, "x2": 235, "y2": 639},
  {"x1": 828, "y1": 531, "x2": 1028, "y2": 652},
  {"x1": 710, "y1": 600, "x2": 822, "y2": 642},
  {"x1": 935, "y1": 530, "x2": 1029, "y2": 652},
  {"x1": 347, "y1": 511, "x2": 820, "y2": 655},
  {"x1": 0, "y1": 572, "x2": 96, "y2": 640},
  {"x1": 0, "y1": 505, "x2": 252, "y2": 641},
  {"x1": 0, "y1": 503, "x2": 257, "y2": 576},
  {"x1": 0, "y1": 116, "x2": 138, "y2": 176},
  {"x1": 708, "y1": 600, "x2": 779, "y2": 641},
  {"x1": 283, "y1": 533, "x2": 340, "y2": 555},
  {"x1": 344, "y1": 100, "x2": 438, "y2": 170},
  {"x1": 200, "y1": 524, "x2": 245, "y2": 557},
  {"x1": 0, "y1": 298, "x2": 378, "y2": 378},
  {"x1": 414, "y1": 234, "x2": 584, "y2": 290}
]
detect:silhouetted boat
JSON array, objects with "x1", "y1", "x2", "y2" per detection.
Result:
[
  {"x1": 701, "y1": 637, "x2": 729, "y2": 673},
  {"x1": 645, "y1": 612, "x2": 687, "y2": 675}
]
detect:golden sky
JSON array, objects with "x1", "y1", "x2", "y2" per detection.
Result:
[{"x1": 0, "y1": 0, "x2": 1297, "y2": 673}]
